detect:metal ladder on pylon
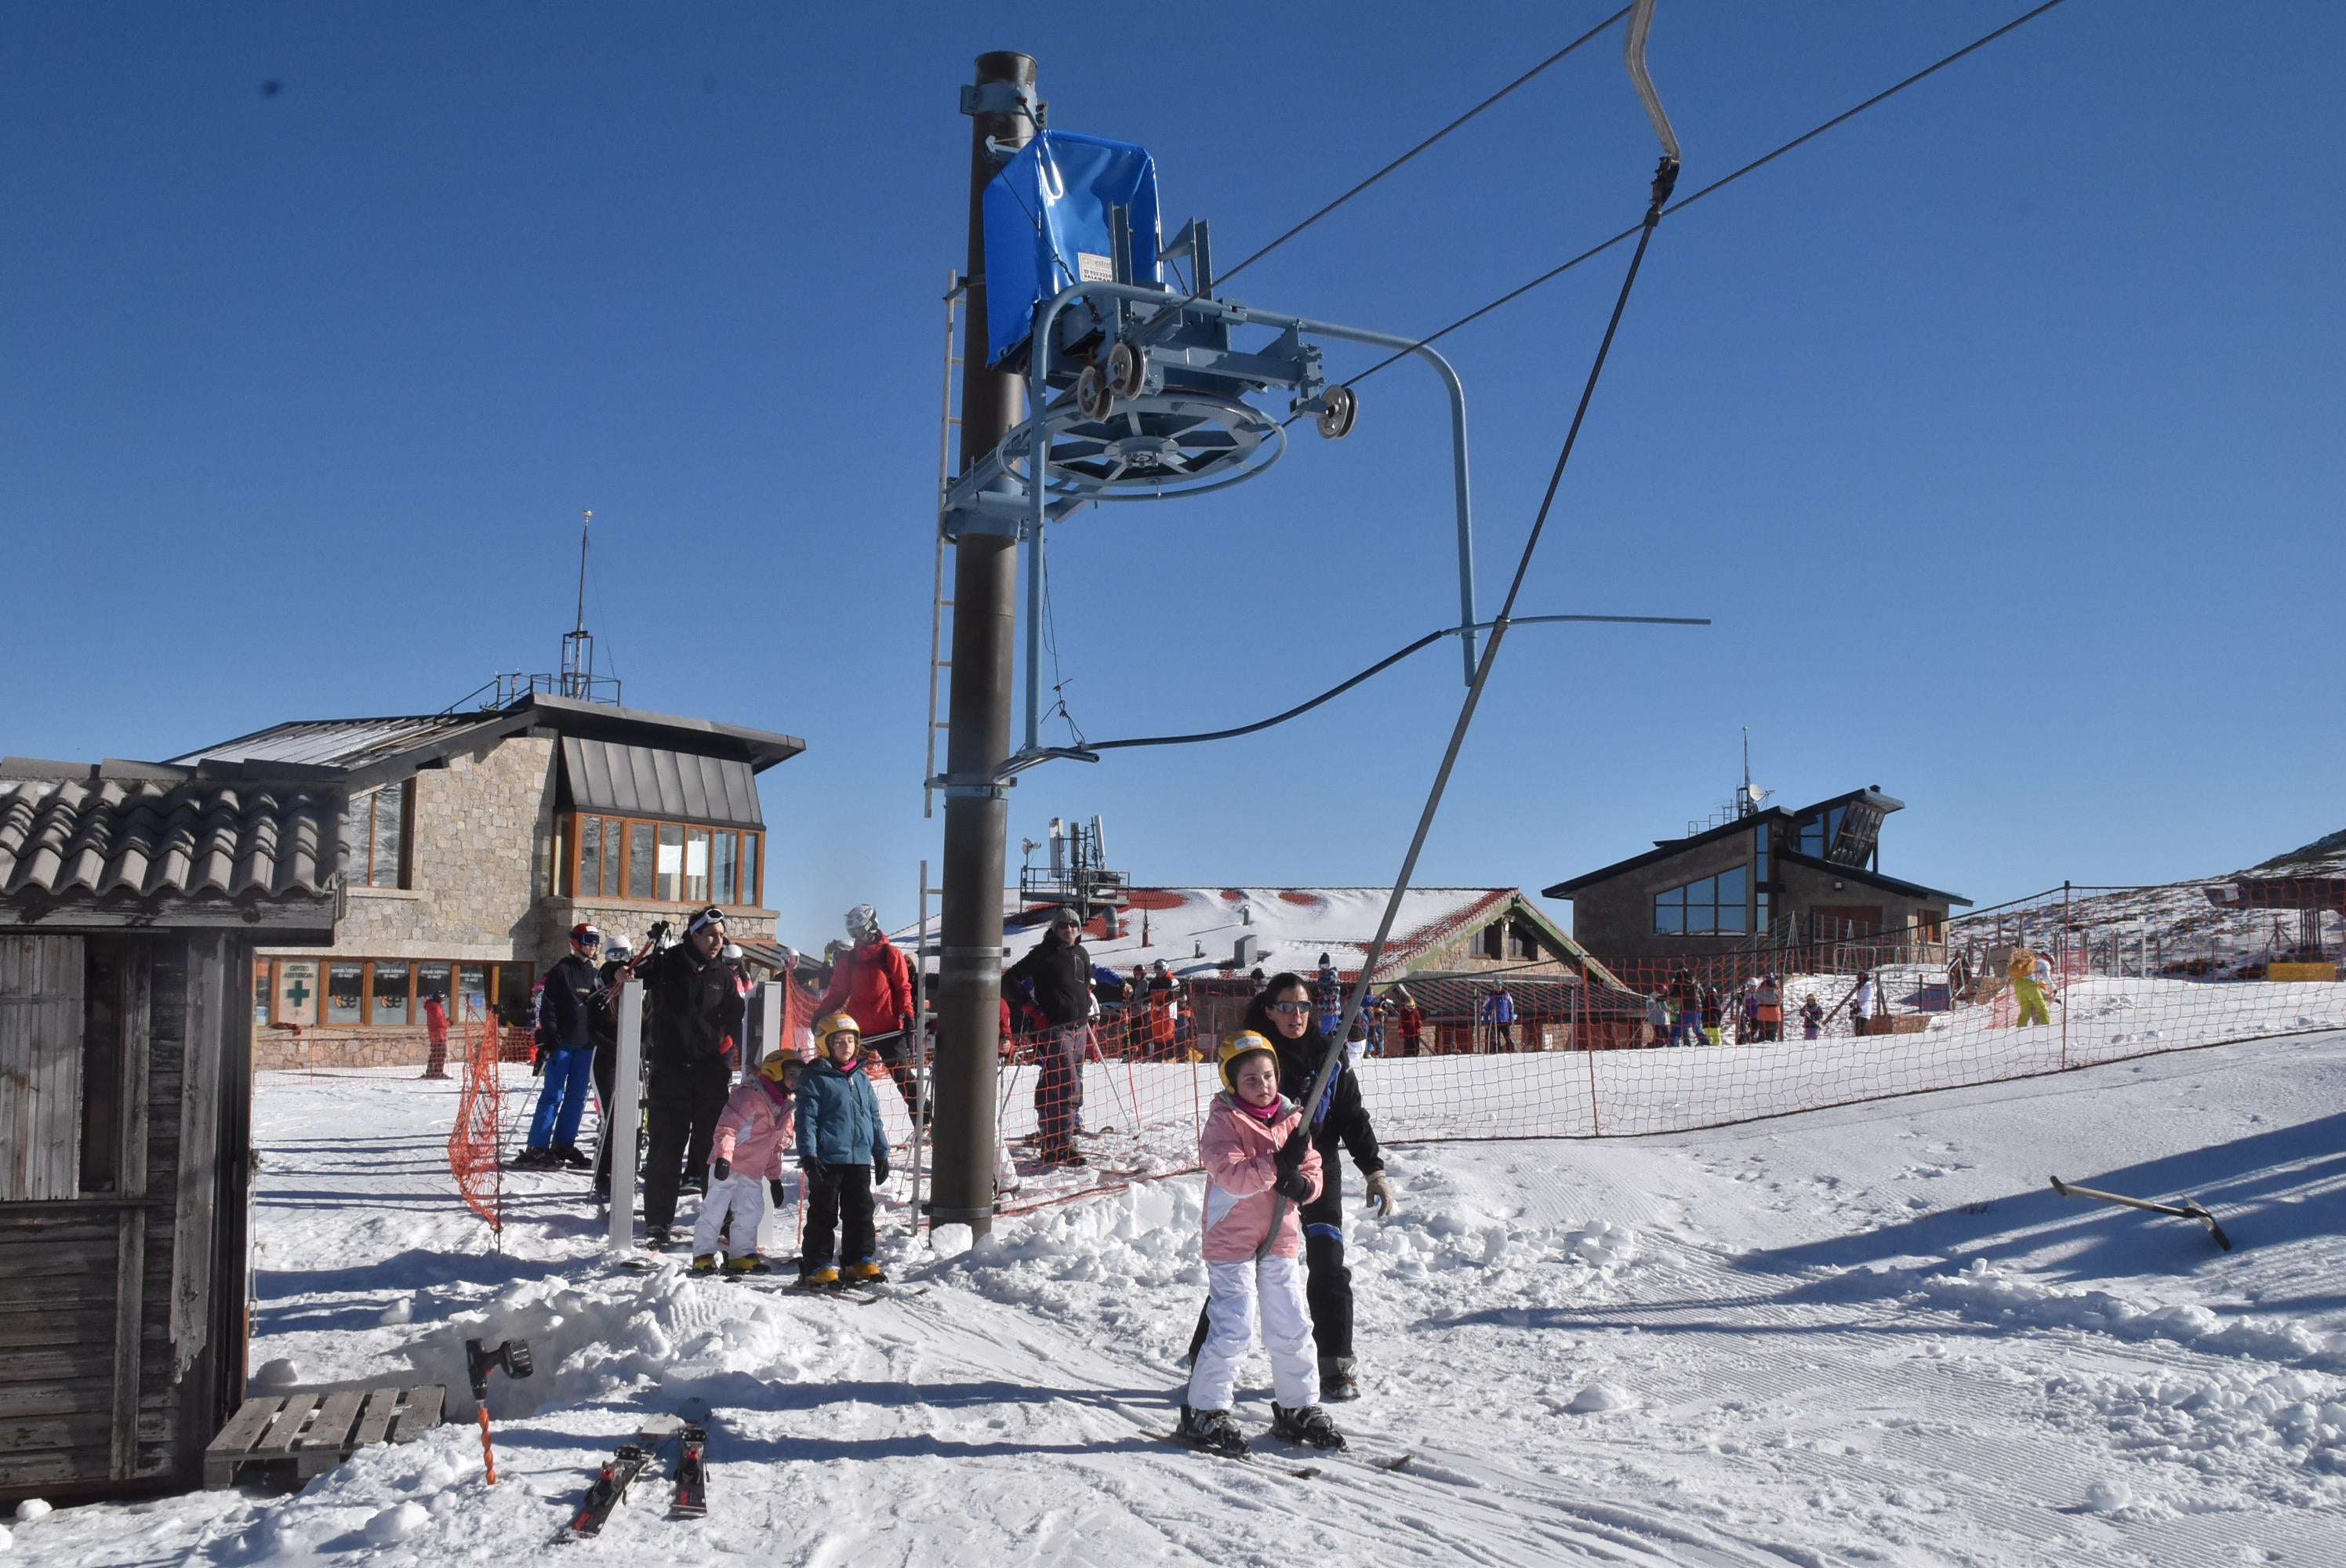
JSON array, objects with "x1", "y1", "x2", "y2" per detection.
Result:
[{"x1": 924, "y1": 271, "x2": 965, "y2": 819}]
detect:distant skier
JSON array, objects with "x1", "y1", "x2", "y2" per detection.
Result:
[
  {"x1": 1002, "y1": 908, "x2": 1095, "y2": 1166},
  {"x1": 1480, "y1": 983, "x2": 1516, "y2": 1053},
  {"x1": 1313, "y1": 953, "x2": 1343, "y2": 1035},
  {"x1": 1756, "y1": 975, "x2": 1783, "y2": 1044},
  {"x1": 815, "y1": 906, "x2": 919, "y2": 1123},
  {"x1": 518, "y1": 924, "x2": 605, "y2": 1170},
  {"x1": 1667, "y1": 967, "x2": 1702, "y2": 1047},
  {"x1": 1188, "y1": 973, "x2": 1397, "y2": 1403},
  {"x1": 1393, "y1": 988, "x2": 1424, "y2": 1058},
  {"x1": 2010, "y1": 944, "x2": 2050, "y2": 1028},
  {"x1": 1799, "y1": 993, "x2": 1825, "y2": 1040},
  {"x1": 795, "y1": 1012, "x2": 891, "y2": 1287},
  {"x1": 1851, "y1": 971, "x2": 1879, "y2": 1036},
  {"x1": 1177, "y1": 1031, "x2": 1342, "y2": 1457},
  {"x1": 419, "y1": 991, "x2": 451, "y2": 1080},
  {"x1": 693, "y1": 1054, "x2": 801, "y2": 1275},
  {"x1": 1700, "y1": 985, "x2": 1725, "y2": 1047}
]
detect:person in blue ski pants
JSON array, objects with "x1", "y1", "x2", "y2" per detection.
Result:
[{"x1": 521, "y1": 923, "x2": 606, "y2": 1169}]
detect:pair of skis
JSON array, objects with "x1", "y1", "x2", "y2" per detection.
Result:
[{"x1": 558, "y1": 1416, "x2": 706, "y2": 1540}]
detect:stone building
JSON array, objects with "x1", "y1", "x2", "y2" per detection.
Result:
[
  {"x1": 168, "y1": 693, "x2": 802, "y2": 1067},
  {"x1": 1543, "y1": 786, "x2": 1970, "y2": 966}
]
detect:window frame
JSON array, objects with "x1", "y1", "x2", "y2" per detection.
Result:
[
  {"x1": 1653, "y1": 865, "x2": 1753, "y2": 937},
  {"x1": 557, "y1": 811, "x2": 766, "y2": 909}
]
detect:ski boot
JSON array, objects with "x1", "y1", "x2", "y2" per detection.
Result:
[
  {"x1": 508, "y1": 1145, "x2": 555, "y2": 1171},
  {"x1": 1176, "y1": 1404, "x2": 1250, "y2": 1458},
  {"x1": 726, "y1": 1254, "x2": 772, "y2": 1275},
  {"x1": 1319, "y1": 1356, "x2": 1361, "y2": 1403},
  {"x1": 799, "y1": 1265, "x2": 839, "y2": 1289},
  {"x1": 690, "y1": 1253, "x2": 720, "y2": 1274},
  {"x1": 1270, "y1": 1403, "x2": 1346, "y2": 1451},
  {"x1": 842, "y1": 1260, "x2": 886, "y2": 1285},
  {"x1": 645, "y1": 1226, "x2": 674, "y2": 1253},
  {"x1": 553, "y1": 1144, "x2": 593, "y2": 1171}
]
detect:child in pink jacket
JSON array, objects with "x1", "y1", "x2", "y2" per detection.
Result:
[
  {"x1": 692, "y1": 1054, "x2": 801, "y2": 1273},
  {"x1": 1179, "y1": 1032, "x2": 1344, "y2": 1456}
]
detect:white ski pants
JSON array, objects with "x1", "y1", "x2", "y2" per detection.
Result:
[
  {"x1": 1188, "y1": 1254, "x2": 1318, "y2": 1413},
  {"x1": 690, "y1": 1171, "x2": 769, "y2": 1258}
]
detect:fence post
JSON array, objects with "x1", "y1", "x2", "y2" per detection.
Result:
[
  {"x1": 2060, "y1": 881, "x2": 2071, "y2": 1070},
  {"x1": 606, "y1": 980, "x2": 643, "y2": 1251}
]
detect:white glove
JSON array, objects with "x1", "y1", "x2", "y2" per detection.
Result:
[{"x1": 1364, "y1": 1169, "x2": 1398, "y2": 1218}]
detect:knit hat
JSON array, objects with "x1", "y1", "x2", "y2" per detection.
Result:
[{"x1": 1217, "y1": 1030, "x2": 1279, "y2": 1094}]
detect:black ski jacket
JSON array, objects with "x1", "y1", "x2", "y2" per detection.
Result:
[
  {"x1": 639, "y1": 942, "x2": 746, "y2": 1071},
  {"x1": 1003, "y1": 934, "x2": 1094, "y2": 1028},
  {"x1": 1273, "y1": 1033, "x2": 1384, "y2": 1177},
  {"x1": 536, "y1": 953, "x2": 603, "y2": 1050}
]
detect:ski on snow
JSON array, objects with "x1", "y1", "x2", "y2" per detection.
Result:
[{"x1": 557, "y1": 1415, "x2": 704, "y2": 1540}]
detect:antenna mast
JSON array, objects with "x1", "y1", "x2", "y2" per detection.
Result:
[{"x1": 560, "y1": 510, "x2": 600, "y2": 700}]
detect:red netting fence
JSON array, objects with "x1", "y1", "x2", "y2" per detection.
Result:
[
  {"x1": 446, "y1": 1008, "x2": 507, "y2": 1235},
  {"x1": 900, "y1": 884, "x2": 2345, "y2": 1218}
]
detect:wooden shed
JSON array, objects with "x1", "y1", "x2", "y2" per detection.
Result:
[{"x1": 0, "y1": 761, "x2": 337, "y2": 1502}]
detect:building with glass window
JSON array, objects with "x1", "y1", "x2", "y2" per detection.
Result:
[
  {"x1": 167, "y1": 692, "x2": 802, "y2": 1066},
  {"x1": 1542, "y1": 787, "x2": 1969, "y2": 964}
]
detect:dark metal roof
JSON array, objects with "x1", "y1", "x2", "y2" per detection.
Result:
[
  {"x1": 0, "y1": 771, "x2": 338, "y2": 914},
  {"x1": 167, "y1": 714, "x2": 496, "y2": 772},
  {"x1": 1774, "y1": 850, "x2": 1970, "y2": 907},
  {"x1": 1543, "y1": 812, "x2": 1782, "y2": 898},
  {"x1": 558, "y1": 739, "x2": 764, "y2": 830}
]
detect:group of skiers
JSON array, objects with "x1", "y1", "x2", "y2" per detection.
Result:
[{"x1": 1654, "y1": 967, "x2": 1825, "y2": 1044}]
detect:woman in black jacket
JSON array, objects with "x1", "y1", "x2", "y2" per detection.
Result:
[{"x1": 1187, "y1": 971, "x2": 1398, "y2": 1400}]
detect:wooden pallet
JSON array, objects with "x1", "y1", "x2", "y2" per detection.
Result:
[{"x1": 204, "y1": 1384, "x2": 444, "y2": 1489}]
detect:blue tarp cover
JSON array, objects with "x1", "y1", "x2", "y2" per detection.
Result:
[{"x1": 982, "y1": 131, "x2": 1160, "y2": 368}]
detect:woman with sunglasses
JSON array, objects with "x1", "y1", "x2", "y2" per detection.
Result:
[{"x1": 1187, "y1": 971, "x2": 1399, "y2": 1401}]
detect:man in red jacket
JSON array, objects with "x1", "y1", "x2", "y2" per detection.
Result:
[{"x1": 816, "y1": 905, "x2": 919, "y2": 1123}]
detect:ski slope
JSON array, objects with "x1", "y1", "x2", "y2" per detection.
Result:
[{"x1": 14, "y1": 1033, "x2": 2345, "y2": 1566}]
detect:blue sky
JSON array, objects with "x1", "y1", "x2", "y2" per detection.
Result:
[{"x1": 5, "y1": 2, "x2": 2341, "y2": 947}]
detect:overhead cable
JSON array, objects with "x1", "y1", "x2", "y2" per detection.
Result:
[
  {"x1": 1215, "y1": 8, "x2": 1632, "y2": 287},
  {"x1": 1337, "y1": 0, "x2": 2072, "y2": 390}
]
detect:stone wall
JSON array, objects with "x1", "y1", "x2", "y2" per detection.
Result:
[
  {"x1": 254, "y1": 1029, "x2": 430, "y2": 1070},
  {"x1": 260, "y1": 734, "x2": 559, "y2": 967}
]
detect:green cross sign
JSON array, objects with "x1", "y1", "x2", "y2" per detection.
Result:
[{"x1": 285, "y1": 977, "x2": 311, "y2": 1009}]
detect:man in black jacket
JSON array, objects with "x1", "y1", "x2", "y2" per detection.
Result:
[
  {"x1": 636, "y1": 907, "x2": 746, "y2": 1247},
  {"x1": 1002, "y1": 907, "x2": 1094, "y2": 1166},
  {"x1": 589, "y1": 936, "x2": 636, "y2": 1200},
  {"x1": 518, "y1": 924, "x2": 605, "y2": 1170}
]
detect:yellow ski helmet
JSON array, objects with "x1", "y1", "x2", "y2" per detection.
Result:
[
  {"x1": 815, "y1": 1011, "x2": 862, "y2": 1054},
  {"x1": 1218, "y1": 1029, "x2": 1279, "y2": 1094},
  {"x1": 758, "y1": 1052, "x2": 804, "y2": 1083}
]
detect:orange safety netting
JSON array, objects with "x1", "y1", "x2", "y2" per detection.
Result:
[
  {"x1": 931, "y1": 883, "x2": 2345, "y2": 1219},
  {"x1": 447, "y1": 1009, "x2": 505, "y2": 1234}
]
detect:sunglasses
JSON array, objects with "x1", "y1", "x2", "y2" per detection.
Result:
[{"x1": 1266, "y1": 1001, "x2": 1313, "y2": 1015}]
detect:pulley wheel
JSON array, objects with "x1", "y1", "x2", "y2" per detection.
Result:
[
  {"x1": 1106, "y1": 340, "x2": 1148, "y2": 400},
  {"x1": 1075, "y1": 362, "x2": 1115, "y2": 423},
  {"x1": 1316, "y1": 384, "x2": 1358, "y2": 440}
]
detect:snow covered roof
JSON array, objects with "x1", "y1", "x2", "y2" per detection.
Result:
[{"x1": 896, "y1": 885, "x2": 1605, "y2": 984}]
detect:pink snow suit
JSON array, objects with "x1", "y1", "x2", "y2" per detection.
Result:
[
  {"x1": 710, "y1": 1076, "x2": 794, "y2": 1180},
  {"x1": 1199, "y1": 1092, "x2": 1322, "y2": 1262}
]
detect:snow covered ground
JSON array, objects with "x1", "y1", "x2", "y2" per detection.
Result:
[{"x1": 16, "y1": 1033, "x2": 2346, "y2": 1566}]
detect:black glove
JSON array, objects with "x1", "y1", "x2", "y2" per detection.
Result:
[
  {"x1": 873, "y1": 1150, "x2": 891, "y2": 1185},
  {"x1": 768, "y1": 1178, "x2": 787, "y2": 1206},
  {"x1": 711, "y1": 1156, "x2": 732, "y2": 1182},
  {"x1": 1272, "y1": 1125, "x2": 1313, "y2": 1202},
  {"x1": 801, "y1": 1158, "x2": 837, "y2": 1191},
  {"x1": 646, "y1": 919, "x2": 671, "y2": 944}
]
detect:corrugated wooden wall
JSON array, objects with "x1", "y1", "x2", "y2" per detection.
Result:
[{"x1": 0, "y1": 935, "x2": 84, "y2": 1200}]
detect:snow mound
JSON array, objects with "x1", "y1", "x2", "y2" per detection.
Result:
[
  {"x1": 1565, "y1": 1382, "x2": 1633, "y2": 1414},
  {"x1": 365, "y1": 1501, "x2": 430, "y2": 1544},
  {"x1": 9, "y1": 1502, "x2": 45, "y2": 1522},
  {"x1": 2084, "y1": 1477, "x2": 2134, "y2": 1512},
  {"x1": 1901, "y1": 1258, "x2": 2346, "y2": 1372}
]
